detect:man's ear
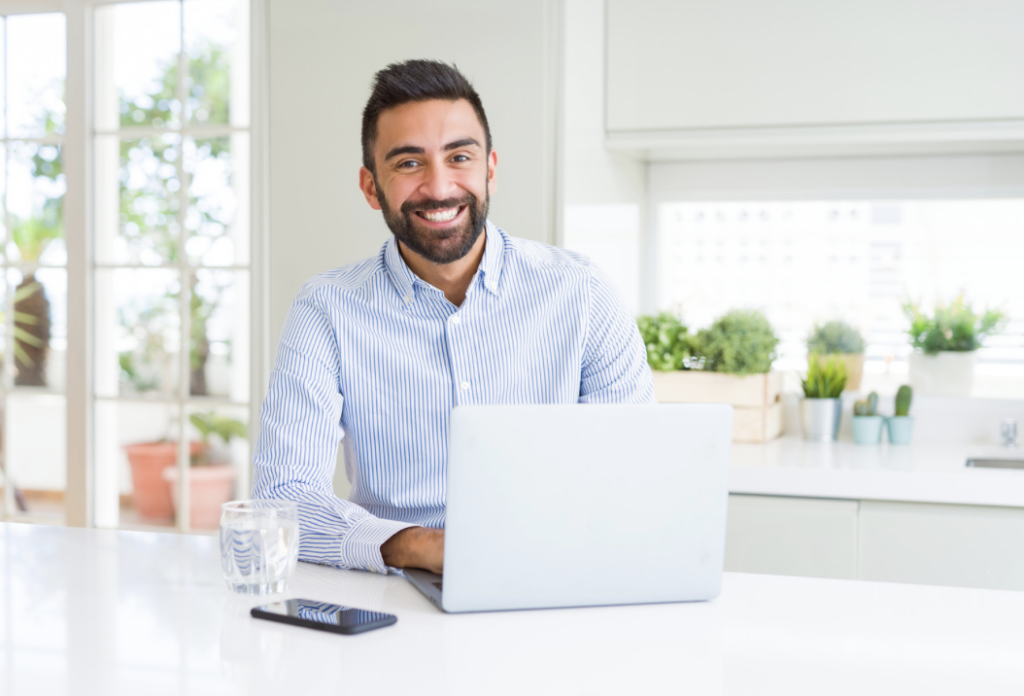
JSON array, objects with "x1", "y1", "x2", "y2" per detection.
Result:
[
  {"x1": 486, "y1": 149, "x2": 498, "y2": 197},
  {"x1": 359, "y1": 166, "x2": 383, "y2": 211}
]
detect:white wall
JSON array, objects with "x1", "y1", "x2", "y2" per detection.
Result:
[{"x1": 266, "y1": 0, "x2": 560, "y2": 349}]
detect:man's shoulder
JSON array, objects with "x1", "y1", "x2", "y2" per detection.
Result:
[
  {"x1": 298, "y1": 246, "x2": 389, "y2": 301},
  {"x1": 499, "y1": 228, "x2": 594, "y2": 275}
]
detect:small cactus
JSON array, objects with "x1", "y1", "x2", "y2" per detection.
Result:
[
  {"x1": 867, "y1": 391, "x2": 879, "y2": 416},
  {"x1": 854, "y1": 400, "x2": 868, "y2": 416},
  {"x1": 854, "y1": 392, "x2": 880, "y2": 417},
  {"x1": 895, "y1": 385, "x2": 913, "y2": 417}
]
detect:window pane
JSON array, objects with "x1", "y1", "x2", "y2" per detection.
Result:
[
  {"x1": 7, "y1": 142, "x2": 65, "y2": 265},
  {"x1": 95, "y1": 1, "x2": 181, "y2": 131},
  {"x1": 5, "y1": 393, "x2": 66, "y2": 524},
  {"x1": 185, "y1": 135, "x2": 248, "y2": 266},
  {"x1": 96, "y1": 136, "x2": 181, "y2": 266},
  {"x1": 0, "y1": 18, "x2": 5, "y2": 136},
  {"x1": 0, "y1": 142, "x2": 5, "y2": 261},
  {"x1": 11, "y1": 267, "x2": 65, "y2": 390},
  {"x1": 190, "y1": 269, "x2": 248, "y2": 400},
  {"x1": 95, "y1": 269, "x2": 181, "y2": 398},
  {"x1": 184, "y1": 0, "x2": 246, "y2": 127},
  {"x1": 6, "y1": 14, "x2": 65, "y2": 138}
]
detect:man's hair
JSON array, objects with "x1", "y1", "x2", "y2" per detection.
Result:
[{"x1": 361, "y1": 59, "x2": 492, "y2": 174}]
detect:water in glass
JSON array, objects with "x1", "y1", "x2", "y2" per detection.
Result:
[{"x1": 220, "y1": 500, "x2": 299, "y2": 595}]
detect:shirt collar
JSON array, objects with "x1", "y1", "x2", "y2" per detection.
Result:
[{"x1": 384, "y1": 219, "x2": 505, "y2": 305}]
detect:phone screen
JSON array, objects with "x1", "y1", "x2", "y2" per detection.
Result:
[{"x1": 251, "y1": 599, "x2": 397, "y2": 634}]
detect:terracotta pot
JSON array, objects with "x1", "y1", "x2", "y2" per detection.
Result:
[
  {"x1": 124, "y1": 441, "x2": 204, "y2": 521},
  {"x1": 164, "y1": 465, "x2": 237, "y2": 530}
]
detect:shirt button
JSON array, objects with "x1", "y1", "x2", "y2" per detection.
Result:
[
  {"x1": 403, "y1": 296, "x2": 412, "y2": 304},
  {"x1": 451, "y1": 315, "x2": 461, "y2": 325},
  {"x1": 460, "y1": 381, "x2": 470, "y2": 390}
]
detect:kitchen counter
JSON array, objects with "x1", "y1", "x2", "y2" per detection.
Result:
[
  {"x1": 731, "y1": 437, "x2": 1024, "y2": 507},
  {"x1": 4, "y1": 522, "x2": 1024, "y2": 695}
]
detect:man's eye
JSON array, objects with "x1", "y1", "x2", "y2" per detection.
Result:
[
  {"x1": 451, "y1": 154, "x2": 470, "y2": 163},
  {"x1": 397, "y1": 160, "x2": 419, "y2": 169}
]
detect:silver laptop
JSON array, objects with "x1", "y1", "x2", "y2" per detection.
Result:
[{"x1": 405, "y1": 403, "x2": 733, "y2": 613}]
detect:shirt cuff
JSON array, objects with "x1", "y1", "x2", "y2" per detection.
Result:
[{"x1": 340, "y1": 516, "x2": 418, "y2": 574}]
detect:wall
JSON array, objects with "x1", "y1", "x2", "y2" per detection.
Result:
[{"x1": 266, "y1": 0, "x2": 560, "y2": 350}]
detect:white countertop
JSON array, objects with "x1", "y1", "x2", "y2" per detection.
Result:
[
  {"x1": 4, "y1": 522, "x2": 1024, "y2": 695},
  {"x1": 731, "y1": 437, "x2": 1024, "y2": 507}
]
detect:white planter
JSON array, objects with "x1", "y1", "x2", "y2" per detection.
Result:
[{"x1": 908, "y1": 351, "x2": 976, "y2": 397}]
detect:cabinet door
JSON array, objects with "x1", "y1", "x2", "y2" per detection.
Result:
[
  {"x1": 725, "y1": 495, "x2": 858, "y2": 579},
  {"x1": 607, "y1": 0, "x2": 1024, "y2": 133},
  {"x1": 859, "y1": 501, "x2": 1024, "y2": 591}
]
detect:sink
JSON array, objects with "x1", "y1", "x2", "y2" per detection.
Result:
[{"x1": 966, "y1": 458, "x2": 1024, "y2": 470}]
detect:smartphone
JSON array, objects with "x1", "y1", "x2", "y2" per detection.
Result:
[{"x1": 251, "y1": 599, "x2": 397, "y2": 635}]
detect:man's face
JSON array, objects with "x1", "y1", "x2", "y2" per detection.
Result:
[{"x1": 359, "y1": 98, "x2": 497, "y2": 265}]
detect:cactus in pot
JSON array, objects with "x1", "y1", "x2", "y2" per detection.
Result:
[
  {"x1": 888, "y1": 385, "x2": 914, "y2": 445},
  {"x1": 852, "y1": 391, "x2": 884, "y2": 445}
]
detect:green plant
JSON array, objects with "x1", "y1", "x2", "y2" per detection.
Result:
[
  {"x1": 637, "y1": 313, "x2": 694, "y2": 371},
  {"x1": 903, "y1": 295, "x2": 1007, "y2": 354},
  {"x1": 188, "y1": 411, "x2": 248, "y2": 466},
  {"x1": 807, "y1": 321, "x2": 865, "y2": 355},
  {"x1": 802, "y1": 354, "x2": 848, "y2": 398},
  {"x1": 854, "y1": 391, "x2": 879, "y2": 417},
  {"x1": 690, "y1": 309, "x2": 779, "y2": 375},
  {"x1": 895, "y1": 385, "x2": 913, "y2": 417}
]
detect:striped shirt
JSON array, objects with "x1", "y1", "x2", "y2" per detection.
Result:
[{"x1": 252, "y1": 221, "x2": 655, "y2": 573}]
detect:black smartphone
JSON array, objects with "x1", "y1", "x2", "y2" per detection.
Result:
[{"x1": 251, "y1": 599, "x2": 397, "y2": 635}]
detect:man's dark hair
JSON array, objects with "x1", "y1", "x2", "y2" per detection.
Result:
[{"x1": 361, "y1": 59, "x2": 492, "y2": 174}]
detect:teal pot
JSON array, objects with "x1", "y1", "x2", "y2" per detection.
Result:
[
  {"x1": 852, "y1": 415, "x2": 885, "y2": 445},
  {"x1": 800, "y1": 398, "x2": 842, "y2": 442},
  {"x1": 887, "y1": 416, "x2": 915, "y2": 445}
]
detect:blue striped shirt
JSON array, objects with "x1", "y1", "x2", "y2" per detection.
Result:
[{"x1": 252, "y1": 221, "x2": 655, "y2": 573}]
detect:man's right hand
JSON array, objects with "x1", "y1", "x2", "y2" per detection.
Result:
[{"x1": 380, "y1": 527, "x2": 444, "y2": 574}]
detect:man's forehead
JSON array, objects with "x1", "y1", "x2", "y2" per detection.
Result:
[{"x1": 375, "y1": 98, "x2": 485, "y2": 151}]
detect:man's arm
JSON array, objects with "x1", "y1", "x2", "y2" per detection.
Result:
[
  {"x1": 579, "y1": 265, "x2": 657, "y2": 404},
  {"x1": 380, "y1": 527, "x2": 444, "y2": 574},
  {"x1": 252, "y1": 285, "x2": 417, "y2": 573}
]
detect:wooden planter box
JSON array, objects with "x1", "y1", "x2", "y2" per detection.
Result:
[{"x1": 651, "y1": 370, "x2": 784, "y2": 443}]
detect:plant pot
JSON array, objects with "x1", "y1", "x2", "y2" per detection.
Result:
[
  {"x1": 887, "y1": 416, "x2": 914, "y2": 445},
  {"x1": 825, "y1": 353, "x2": 865, "y2": 392},
  {"x1": 800, "y1": 398, "x2": 842, "y2": 442},
  {"x1": 908, "y1": 351, "x2": 976, "y2": 397},
  {"x1": 124, "y1": 441, "x2": 203, "y2": 520},
  {"x1": 163, "y1": 465, "x2": 237, "y2": 530},
  {"x1": 851, "y1": 415, "x2": 885, "y2": 445}
]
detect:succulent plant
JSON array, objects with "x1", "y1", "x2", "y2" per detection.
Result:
[
  {"x1": 807, "y1": 321, "x2": 866, "y2": 355},
  {"x1": 903, "y1": 295, "x2": 1007, "y2": 353},
  {"x1": 854, "y1": 391, "x2": 879, "y2": 417},
  {"x1": 802, "y1": 354, "x2": 848, "y2": 399},
  {"x1": 895, "y1": 385, "x2": 913, "y2": 417},
  {"x1": 691, "y1": 309, "x2": 779, "y2": 376}
]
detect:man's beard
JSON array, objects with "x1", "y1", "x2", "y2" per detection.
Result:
[{"x1": 377, "y1": 180, "x2": 489, "y2": 265}]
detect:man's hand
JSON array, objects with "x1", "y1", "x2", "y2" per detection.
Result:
[{"x1": 380, "y1": 527, "x2": 444, "y2": 574}]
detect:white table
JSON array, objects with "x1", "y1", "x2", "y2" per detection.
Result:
[{"x1": 3, "y1": 523, "x2": 1023, "y2": 695}]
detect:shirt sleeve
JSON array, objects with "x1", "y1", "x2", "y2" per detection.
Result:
[
  {"x1": 579, "y1": 265, "x2": 657, "y2": 404},
  {"x1": 251, "y1": 285, "x2": 415, "y2": 573}
]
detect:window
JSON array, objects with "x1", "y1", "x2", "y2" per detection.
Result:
[{"x1": 0, "y1": 12, "x2": 68, "y2": 523}]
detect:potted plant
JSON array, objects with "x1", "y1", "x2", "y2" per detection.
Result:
[
  {"x1": 807, "y1": 321, "x2": 866, "y2": 392},
  {"x1": 903, "y1": 296, "x2": 1006, "y2": 397},
  {"x1": 851, "y1": 391, "x2": 883, "y2": 445},
  {"x1": 887, "y1": 385, "x2": 914, "y2": 445},
  {"x1": 641, "y1": 309, "x2": 783, "y2": 443},
  {"x1": 124, "y1": 439, "x2": 204, "y2": 521},
  {"x1": 163, "y1": 411, "x2": 247, "y2": 529},
  {"x1": 800, "y1": 354, "x2": 847, "y2": 442}
]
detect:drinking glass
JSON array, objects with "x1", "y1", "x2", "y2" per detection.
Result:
[{"x1": 220, "y1": 499, "x2": 300, "y2": 595}]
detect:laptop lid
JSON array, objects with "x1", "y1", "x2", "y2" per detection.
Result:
[{"x1": 442, "y1": 403, "x2": 733, "y2": 613}]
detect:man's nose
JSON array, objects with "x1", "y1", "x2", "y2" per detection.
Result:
[{"x1": 418, "y1": 162, "x2": 459, "y2": 202}]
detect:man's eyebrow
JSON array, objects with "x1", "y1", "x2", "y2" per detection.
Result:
[
  {"x1": 443, "y1": 138, "x2": 480, "y2": 151},
  {"x1": 384, "y1": 145, "x2": 425, "y2": 161}
]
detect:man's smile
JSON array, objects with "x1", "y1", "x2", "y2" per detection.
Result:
[{"x1": 414, "y1": 205, "x2": 467, "y2": 226}]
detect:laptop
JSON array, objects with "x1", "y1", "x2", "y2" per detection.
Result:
[{"x1": 405, "y1": 403, "x2": 733, "y2": 613}]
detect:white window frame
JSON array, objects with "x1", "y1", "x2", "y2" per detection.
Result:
[{"x1": 0, "y1": 0, "x2": 270, "y2": 529}]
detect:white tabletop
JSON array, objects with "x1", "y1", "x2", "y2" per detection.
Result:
[
  {"x1": 3, "y1": 522, "x2": 1023, "y2": 695},
  {"x1": 731, "y1": 436, "x2": 1024, "y2": 507}
]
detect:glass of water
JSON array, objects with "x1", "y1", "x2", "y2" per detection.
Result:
[{"x1": 220, "y1": 499, "x2": 300, "y2": 595}]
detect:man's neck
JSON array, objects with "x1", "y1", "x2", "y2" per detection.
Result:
[{"x1": 397, "y1": 231, "x2": 487, "y2": 307}]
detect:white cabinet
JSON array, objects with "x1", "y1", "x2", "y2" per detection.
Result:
[
  {"x1": 606, "y1": 0, "x2": 1024, "y2": 145},
  {"x1": 725, "y1": 495, "x2": 858, "y2": 580},
  {"x1": 859, "y1": 501, "x2": 1024, "y2": 592}
]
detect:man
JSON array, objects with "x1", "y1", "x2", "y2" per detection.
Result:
[{"x1": 252, "y1": 60, "x2": 654, "y2": 576}]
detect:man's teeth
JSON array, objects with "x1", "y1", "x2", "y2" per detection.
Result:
[{"x1": 421, "y1": 207, "x2": 460, "y2": 222}]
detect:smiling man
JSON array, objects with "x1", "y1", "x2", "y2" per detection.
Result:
[{"x1": 252, "y1": 60, "x2": 654, "y2": 575}]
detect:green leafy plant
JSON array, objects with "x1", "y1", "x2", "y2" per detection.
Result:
[
  {"x1": 903, "y1": 296, "x2": 1007, "y2": 354},
  {"x1": 188, "y1": 411, "x2": 248, "y2": 466},
  {"x1": 802, "y1": 354, "x2": 848, "y2": 398},
  {"x1": 690, "y1": 309, "x2": 779, "y2": 376},
  {"x1": 854, "y1": 391, "x2": 879, "y2": 416},
  {"x1": 637, "y1": 313, "x2": 694, "y2": 371},
  {"x1": 807, "y1": 321, "x2": 865, "y2": 355},
  {"x1": 894, "y1": 385, "x2": 913, "y2": 417}
]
